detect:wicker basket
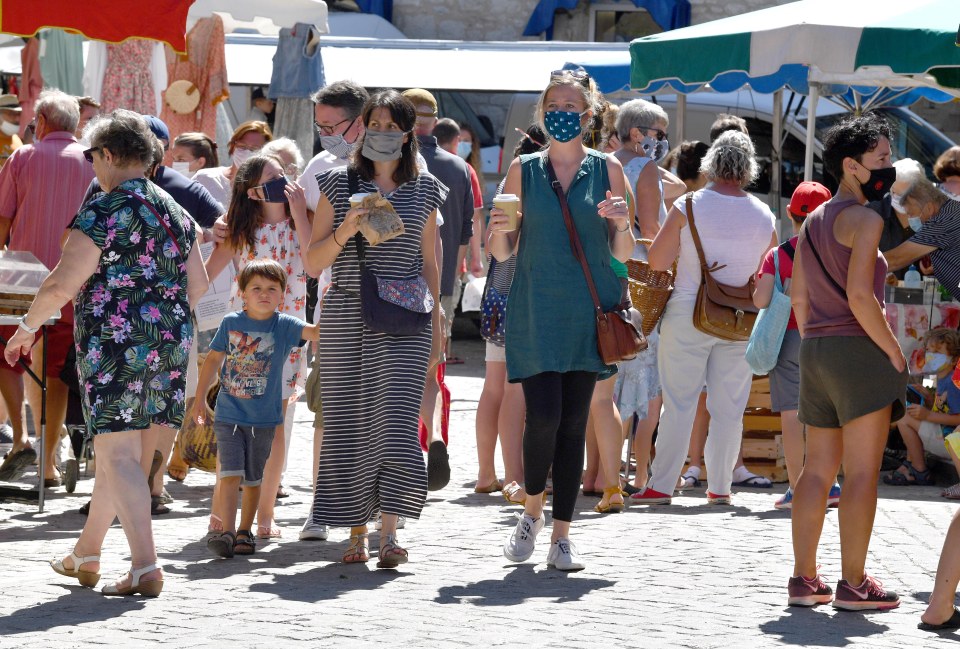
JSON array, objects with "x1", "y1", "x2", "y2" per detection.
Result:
[{"x1": 626, "y1": 240, "x2": 675, "y2": 336}]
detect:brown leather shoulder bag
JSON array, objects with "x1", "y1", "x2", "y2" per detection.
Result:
[
  {"x1": 546, "y1": 157, "x2": 646, "y2": 364},
  {"x1": 685, "y1": 192, "x2": 759, "y2": 342}
]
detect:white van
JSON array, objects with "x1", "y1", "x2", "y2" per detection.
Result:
[{"x1": 500, "y1": 89, "x2": 956, "y2": 214}]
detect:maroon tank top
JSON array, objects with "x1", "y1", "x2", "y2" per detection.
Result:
[{"x1": 799, "y1": 199, "x2": 888, "y2": 338}]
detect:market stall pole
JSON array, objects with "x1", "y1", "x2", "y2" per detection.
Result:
[{"x1": 0, "y1": 251, "x2": 60, "y2": 512}]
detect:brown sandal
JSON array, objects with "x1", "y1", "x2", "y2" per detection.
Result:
[{"x1": 594, "y1": 486, "x2": 625, "y2": 514}]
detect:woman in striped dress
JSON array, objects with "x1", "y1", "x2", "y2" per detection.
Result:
[{"x1": 305, "y1": 90, "x2": 446, "y2": 568}]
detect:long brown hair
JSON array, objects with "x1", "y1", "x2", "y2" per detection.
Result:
[
  {"x1": 225, "y1": 154, "x2": 289, "y2": 252},
  {"x1": 350, "y1": 90, "x2": 420, "y2": 185}
]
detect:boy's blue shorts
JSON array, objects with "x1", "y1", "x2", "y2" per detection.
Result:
[{"x1": 213, "y1": 421, "x2": 276, "y2": 486}]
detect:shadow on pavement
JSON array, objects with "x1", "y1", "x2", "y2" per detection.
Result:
[
  {"x1": 434, "y1": 563, "x2": 616, "y2": 606},
  {"x1": 758, "y1": 607, "x2": 890, "y2": 646},
  {"x1": 246, "y1": 558, "x2": 406, "y2": 602},
  {"x1": 0, "y1": 589, "x2": 147, "y2": 635}
]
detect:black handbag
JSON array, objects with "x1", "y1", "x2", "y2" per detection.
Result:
[{"x1": 348, "y1": 169, "x2": 433, "y2": 336}]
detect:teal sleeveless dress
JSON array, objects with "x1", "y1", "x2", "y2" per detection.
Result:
[{"x1": 506, "y1": 150, "x2": 622, "y2": 382}]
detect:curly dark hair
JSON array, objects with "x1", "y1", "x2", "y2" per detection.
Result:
[
  {"x1": 822, "y1": 112, "x2": 893, "y2": 183},
  {"x1": 350, "y1": 90, "x2": 420, "y2": 185}
]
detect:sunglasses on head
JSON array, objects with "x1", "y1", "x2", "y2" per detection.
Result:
[
  {"x1": 638, "y1": 125, "x2": 668, "y2": 141},
  {"x1": 550, "y1": 68, "x2": 591, "y2": 88},
  {"x1": 82, "y1": 147, "x2": 99, "y2": 163}
]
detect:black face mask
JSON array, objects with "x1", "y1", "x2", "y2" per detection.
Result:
[
  {"x1": 257, "y1": 176, "x2": 288, "y2": 203},
  {"x1": 857, "y1": 165, "x2": 896, "y2": 202}
]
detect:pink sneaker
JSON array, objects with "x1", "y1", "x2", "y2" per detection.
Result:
[
  {"x1": 629, "y1": 487, "x2": 672, "y2": 505},
  {"x1": 832, "y1": 574, "x2": 900, "y2": 611},
  {"x1": 788, "y1": 572, "x2": 834, "y2": 607}
]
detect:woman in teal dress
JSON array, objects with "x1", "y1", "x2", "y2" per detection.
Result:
[
  {"x1": 5, "y1": 110, "x2": 208, "y2": 597},
  {"x1": 488, "y1": 70, "x2": 634, "y2": 571}
]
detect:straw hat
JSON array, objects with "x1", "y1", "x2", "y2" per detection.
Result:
[{"x1": 165, "y1": 80, "x2": 200, "y2": 115}]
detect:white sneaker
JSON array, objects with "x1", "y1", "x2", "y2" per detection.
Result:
[
  {"x1": 503, "y1": 513, "x2": 544, "y2": 562},
  {"x1": 373, "y1": 514, "x2": 406, "y2": 530},
  {"x1": 547, "y1": 537, "x2": 585, "y2": 571},
  {"x1": 298, "y1": 520, "x2": 329, "y2": 541}
]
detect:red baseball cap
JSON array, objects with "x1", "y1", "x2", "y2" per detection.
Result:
[{"x1": 787, "y1": 181, "x2": 831, "y2": 219}]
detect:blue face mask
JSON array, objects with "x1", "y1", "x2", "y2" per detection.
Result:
[
  {"x1": 543, "y1": 110, "x2": 585, "y2": 143},
  {"x1": 256, "y1": 176, "x2": 288, "y2": 203},
  {"x1": 925, "y1": 352, "x2": 951, "y2": 373},
  {"x1": 908, "y1": 216, "x2": 923, "y2": 232},
  {"x1": 457, "y1": 141, "x2": 472, "y2": 159}
]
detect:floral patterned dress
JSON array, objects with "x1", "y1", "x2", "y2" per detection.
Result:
[
  {"x1": 73, "y1": 178, "x2": 196, "y2": 434},
  {"x1": 228, "y1": 218, "x2": 308, "y2": 398}
]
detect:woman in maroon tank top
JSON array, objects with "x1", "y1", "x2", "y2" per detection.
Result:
[{"x1": 788, "y1": 113, "x2": 907, "y2": 611}]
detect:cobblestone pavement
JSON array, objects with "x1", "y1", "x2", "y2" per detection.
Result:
[{"x1": 2, "y1": 338, "x2": 960, "y2": 647}]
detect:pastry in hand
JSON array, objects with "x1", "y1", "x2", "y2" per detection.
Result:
[{"x1": 358, "y1": 193, "x2": 404, "y2": 246}]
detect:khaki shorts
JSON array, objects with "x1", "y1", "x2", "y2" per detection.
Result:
[{"x1": 798, "y1": 335, "x2": 907, "y2": 428}]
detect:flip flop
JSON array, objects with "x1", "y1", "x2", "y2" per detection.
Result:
[
  {"x1": 257, "y1": 525, "x2": 282, "y2": 539},
  {"x1": 919, "y1": 608, "x2": 960, "y2": 631},
  {"x1": 150, "y1": 495, "x2": 170, "y2": 516},
  {"x1": 474, "y1": 479, "x2": 503, "y2": 494},
  {"x1": 732, "y1": 474, "x2": 772, "y2": 488}
]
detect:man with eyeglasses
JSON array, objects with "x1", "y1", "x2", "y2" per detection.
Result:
[
  {"x1": 0, "y1": 89, "x2": 94, "y2": 487},
  {"x1": 300, "y1": 81, "x2": 369, "y2": 218}
]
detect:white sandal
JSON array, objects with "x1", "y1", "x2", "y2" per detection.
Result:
[
  {"x1": 101, "y1": 563, "x2": 163, "y2": 597},
  {"x1": 50, "y1": 551, "x2": 101, "y2": 587}
]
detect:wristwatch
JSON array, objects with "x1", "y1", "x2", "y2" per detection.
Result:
[{"x1": 18, "y1": 316, "x2": 39, "y2": 334}]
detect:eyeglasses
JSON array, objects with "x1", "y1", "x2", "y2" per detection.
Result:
[
  {"x1": 314, "y1": 116, "x2": 355, "y2": 136},
  {"x1": 550, "y1": 68, "x2": 591, "y2": 88},
  {"x1": 26, "y1": 122, "x2": 35, "y2": 135},
  {"x1": 82, "y1": 147, "x2": 99, "y2": 163},
  {"x1": 638, "y1": 125, "x2": 668, "y2": 141}
]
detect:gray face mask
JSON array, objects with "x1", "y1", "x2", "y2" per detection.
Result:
[
  {"x1": 361, "y1": 131, "x2": 406, "y2": 162},
  {"x1": 640, "y1": 135, "x2": 670, "y2": 162},
  {"x1": 319, "y1": 132, "x2": 355, "y2": 160}
]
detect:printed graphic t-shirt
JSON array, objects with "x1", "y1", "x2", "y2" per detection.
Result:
[{"x1": 210, "y1": 310, "x2": 306, "y2": 426}]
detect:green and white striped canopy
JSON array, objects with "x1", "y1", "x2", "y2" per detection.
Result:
[{"x1": 630, "y1": 0, "x2": 960, "y2": 98}]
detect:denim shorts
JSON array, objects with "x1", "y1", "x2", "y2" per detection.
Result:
[{"x1": 213, "y1": 421, "x2": 276, "y2": 486}]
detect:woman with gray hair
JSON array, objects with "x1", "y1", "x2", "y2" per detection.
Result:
[
  {"x1": 262, "y1": 137, "x2": 304, "y2": 178},
  {"x1": 632, "y1": 130, "x2": 777, "y2": 505},
  {"x1": 884, "y1": 158, "x2": 960, "y2": 301},
  {"x1": 5, "y1": 109, "x2": 208, "y2": 597}
]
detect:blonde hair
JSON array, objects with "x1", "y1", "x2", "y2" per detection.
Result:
[{"x1": 536, "y1": 72, "x2": 597, "y2": 134}]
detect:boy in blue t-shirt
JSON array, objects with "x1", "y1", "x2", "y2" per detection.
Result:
[
  {"x1": 193, "y1": 259, "x2": 318, "y2": 558},
  {"x1": 887, "y1": 328, "x2": 960, "y2": 488}
]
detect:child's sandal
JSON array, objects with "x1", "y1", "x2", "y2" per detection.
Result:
[
  {"x1": 343, "y1": 533, "x2": 369, "y2": 563},
  {"x1": 234, "y1": 529, "x2": 256, "y2": 555}
]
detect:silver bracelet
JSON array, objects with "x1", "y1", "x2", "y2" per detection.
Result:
[{"x1": 18, "y1": 316, "x2": 39, "y2": 334}]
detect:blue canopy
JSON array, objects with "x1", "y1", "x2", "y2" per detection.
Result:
[
  {"x1": 356, "y1": 0, "x2": 393, "y2": 23},
  {"x1": 524, "y1": 0, "x2": 690, "y2": 40}
]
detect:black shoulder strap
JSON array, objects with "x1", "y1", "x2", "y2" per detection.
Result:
[
  {"x1": 802, "y1": 229, "x2": 847, "y2": 298},
  {"x1": 346, "y1": 168, "x2": 365, "y2": 266},
  {"x1": 779, "y1": 239, "x2": 795, "y2": 261}
]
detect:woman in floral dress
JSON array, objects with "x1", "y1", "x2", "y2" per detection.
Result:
[
  {"x1": 6, "y1": 110, "x2": 208, "y2": 597},
  {"x1": 204, "y1": 153, "x2": 311, "y2": 538}
]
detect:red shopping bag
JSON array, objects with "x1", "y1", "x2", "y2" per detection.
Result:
[{"x1": 419, "y1": 362, "x2": 450, "y2": 452}]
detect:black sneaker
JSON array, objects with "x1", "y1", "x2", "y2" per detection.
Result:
[
  {"x1": 787, "y1": 572, "x2": 833, "y2": 606},
  {"x1": 833, "y1": 574, "x2": 900, "y2": 611}
]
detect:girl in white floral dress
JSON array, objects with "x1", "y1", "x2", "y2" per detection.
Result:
[{"x1": 205, "y1": 153, "x2": 311, "y2": 538}]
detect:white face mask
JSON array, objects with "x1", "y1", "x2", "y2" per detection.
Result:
[
  {"x1": 171, "y1": 160, "x2": 195, "y2": 178},
  {"x1": 0, "y1": 120, "x2": 19, "y2": 137},
  {"x1": 232, "y1": 147, "x2": 256, "y2": 168}
]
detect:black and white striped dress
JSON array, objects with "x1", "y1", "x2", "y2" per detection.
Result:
[{"x1": 309, "y1": 167, "x2": 447, "y2": 526}]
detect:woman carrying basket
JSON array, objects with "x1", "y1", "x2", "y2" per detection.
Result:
[
  {"x1": 488, "y1": 69, "x2": 633, "y2": 571},
  {"x1": 633, "y1": 131, "x2": 776, "y2": 506}
]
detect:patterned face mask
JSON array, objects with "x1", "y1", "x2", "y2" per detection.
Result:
[{"x1": 543, "y1": 109, "x2": 585, "y2": 143}]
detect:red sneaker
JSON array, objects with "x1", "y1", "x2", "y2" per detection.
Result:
[
  {"x1": 788, "y1": 572, "x2": 834, "y2": 607},
  {"x1": 628, "y1": 487, "x2": 672, "y2": 505}
]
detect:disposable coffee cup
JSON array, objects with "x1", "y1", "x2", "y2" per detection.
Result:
[
  {"x1": 494, "y1": 194, "x2": 519, "y2": 231},
  {"x1": 349, "y1": 193, "x2": 371, "y2": 208}
]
